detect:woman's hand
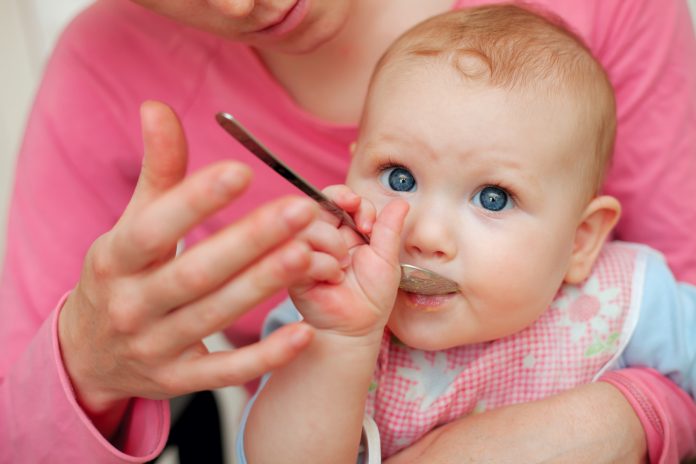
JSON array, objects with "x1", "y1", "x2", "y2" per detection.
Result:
[
  {"x1": 289, "y1": 185, "x2": 409, "y2": 340},
  {"x1": 57, "y1": 101, "x2": 320, "y2": 438},
  {"x1": 385, "y1": 381, "x2": 647, "y2": 464}
]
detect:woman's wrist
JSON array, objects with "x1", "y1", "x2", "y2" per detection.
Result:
[{"x1": 58, "y1": 290, "x2": 131, "y2": 439}]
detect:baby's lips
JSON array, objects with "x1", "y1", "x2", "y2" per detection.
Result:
[{"x1": 405, "y1": 292, "x2": 457, "y2": 311}]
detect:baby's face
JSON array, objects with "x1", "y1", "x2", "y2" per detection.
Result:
[{"x1": 347, "y1": 61, "x2": 592, "y2": 350}]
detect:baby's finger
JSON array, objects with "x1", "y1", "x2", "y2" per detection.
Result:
[
  {"x1": 305, "y1": 252, "x2": 345, "y2": 284},
  {"x1": 322, "y1": 185, "x2": 361, "y2": 211},
  {"x1": 368, "y1": 199, "x2": 410, "y2": 265},
  {"x1": 287, "y1": 252, "x2": 345, "y2": 298},
  {"x1": 323, "y1": 185, "x2": 374, "y2": 237},
  {"x1": 351, "y1": 196, "x2": 376, "y2": 236},
  {"x1": 300, "y1": 221, "x2": 349, "y2": 261},
  {"x1": 175, "y1": 323, "x2": 314, "y2": 390}
]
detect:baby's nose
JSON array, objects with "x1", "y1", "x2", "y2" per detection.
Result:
[{"x1": 403, "y1": 209, "x2": 457, "y2": 261}]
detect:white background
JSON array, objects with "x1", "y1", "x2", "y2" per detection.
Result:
[{"x1": 1, "y1": 0, "x2": 95, "y2": 261}]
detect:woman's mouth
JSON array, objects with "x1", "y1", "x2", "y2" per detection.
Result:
[{"x1": 256, "y1": 0, "x2": 309, "y2": 36}]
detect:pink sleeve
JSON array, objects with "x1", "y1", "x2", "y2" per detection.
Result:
[
  {"x1": 597, "y1": 0, "x2": 696, "y2": 284},
  {"x1": 601, "y1": 368, "x2": 696, "y2": 464},
  {"x1": 0, "y1": 4, "x2": 178, "y2": 460},
  {"x1": 596, "y1": 3, "x2": 696, "y2": 460},
  {"x1": 0, "y1": 294, "x2": 169, "y2": 462}
]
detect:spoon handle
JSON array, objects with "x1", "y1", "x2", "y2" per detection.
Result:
[
  {"x1": 216, "y1": 112, "x2": 459, "y2": 295},
  {"x1": 216, "y1": 112, "x2": 370, "y2": 243}
]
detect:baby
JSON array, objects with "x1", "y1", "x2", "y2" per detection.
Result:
[{"x1": 240, "y1": 4, "x2": 696, "y2": 463}]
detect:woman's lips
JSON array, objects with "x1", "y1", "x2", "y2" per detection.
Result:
[
  {"x1": 256, "y1": 0, "x2": 309, "y2": 36},
  {"x1": 404, "y1": 291, "x2": 457, "y2": 312}
]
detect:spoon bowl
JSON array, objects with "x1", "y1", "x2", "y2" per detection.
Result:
[{"x1": 216, "y1": 112, "x2": 460, "y2": 296}]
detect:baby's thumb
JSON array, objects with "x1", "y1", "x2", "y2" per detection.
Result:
[{"x1": 369, "y1": 199, "x2": 409, "y2": 265}]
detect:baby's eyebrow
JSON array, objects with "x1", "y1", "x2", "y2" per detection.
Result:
[
  {"x1": 363, "y1": 132, "x2": 439, "y2": 160},
  {"x1": 461, "y1": 152, "x2": 542, "y2": 190}
]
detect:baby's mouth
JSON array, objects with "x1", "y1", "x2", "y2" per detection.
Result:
[{"x1": 403, "y1": 291, "x2": 457, "y2": 312}]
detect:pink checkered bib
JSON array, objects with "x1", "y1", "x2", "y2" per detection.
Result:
[{"x1": 365, "y1": 242, "x2": 645, "y2": 458}]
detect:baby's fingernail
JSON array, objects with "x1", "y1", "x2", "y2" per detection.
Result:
[
  {"x1": 330, "y1": 270, "x2": 346, "y2": 284},
  {"x1": 281, "y1": 242, "x2": 310, "y2": 268},
  {"x1": 340, "y1": 254, "x2": 352, "y2": 268}
]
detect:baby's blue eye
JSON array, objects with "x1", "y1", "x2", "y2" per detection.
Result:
[
  {"x1": 380, "y1": 167, "x2": 416, "y2": 192},
  {"x1": 473, "y1": 186, "x2": 512, "y2": 212}
]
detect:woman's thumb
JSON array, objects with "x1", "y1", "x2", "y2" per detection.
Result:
[{"x1": 131, "y1": 100, "x2": 189, "y2": 208}]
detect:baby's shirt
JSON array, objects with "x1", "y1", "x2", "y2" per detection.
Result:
[{"x1": 237, "y1": 242, "x2": 696, "y2": 461}]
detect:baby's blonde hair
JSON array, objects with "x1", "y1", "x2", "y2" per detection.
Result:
[{"x1": 369, "y1": 3, "x2": 616, "y2": 198}]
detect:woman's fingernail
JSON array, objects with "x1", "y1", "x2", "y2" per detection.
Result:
[
  {"x1": 290, "y1": 325, "x2": 312, "y2": 348},
  {"x1": 215, "y1": 167, "x2": 243, "y2": 194},
  {"x1": 283, "y1": 200, "x2": 314, "y2": 225}
]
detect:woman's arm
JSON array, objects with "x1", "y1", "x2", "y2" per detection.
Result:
[
  {"x1": 603, "y1": 369, "x2": 696, "y2": 464},
  {"x1": 1, "y1": 99, "x2": 320, "y2": 463},
  {"x1": 386, "y1": 381, "x2": 648, "y2": 464}
]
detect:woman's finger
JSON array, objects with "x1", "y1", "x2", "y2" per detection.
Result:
[
  {"x1": 138, "y1": 196, "x2": 318, "y2": 314},
  {"x1": 110, "y1": 160, "x2": 254, "y2": 273},
  {"x1": 132, "y1": 101, "x2": 189, "y2": 204},
  {"x1": 171, "y1": 322, "x2": 315, "y2": 391},
  {"x1": 143, "y1": 239, "x2": 315, "y2": 353}
]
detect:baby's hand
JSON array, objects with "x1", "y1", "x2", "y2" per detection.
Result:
[{"x1": 290, "y1": 185, "x2": 409, "y2": 340}]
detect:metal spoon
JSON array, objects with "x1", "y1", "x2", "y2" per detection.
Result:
[{"x1": 216, "y1": 112, "x2": 459, "y2": 295}]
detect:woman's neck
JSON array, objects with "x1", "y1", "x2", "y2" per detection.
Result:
[{"x1": 256, "y1": 0, "x2": 454, "y2": 125}]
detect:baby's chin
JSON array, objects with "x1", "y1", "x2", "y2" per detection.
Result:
[
  {"x1": 386, "y1": 315, "x2": 465, "y2": 352},
  {"x1": 388, "y1": 295, "x2": 503, "y2": 350},
  {"x1": 387, "y1": 326, "x2": 462, "y2": 351}
]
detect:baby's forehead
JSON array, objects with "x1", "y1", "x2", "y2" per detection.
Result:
[
  {"x1": 371, "y1": 53, "x2": 608, "y2": 181},
  {"x1": 363, "y1": 76, "x2": 599, "y2": 193}
]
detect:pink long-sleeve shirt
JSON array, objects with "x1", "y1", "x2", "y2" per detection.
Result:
[{"x1": 1, "y1": 0, "x2": 695, "y2": 461}]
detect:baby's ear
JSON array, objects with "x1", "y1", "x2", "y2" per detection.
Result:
[{"x1": 564, "y1": 195, "x2": 621, "y2": 284}]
